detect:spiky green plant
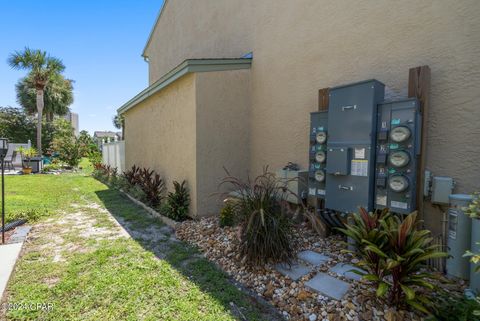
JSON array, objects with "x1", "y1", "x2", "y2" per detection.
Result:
[
  {"x1": 220, "y1": 167, "x2": 294, "y2": 266},
  {"x1": 164, "y1": 180, "x2": 190, "y2": 221}
]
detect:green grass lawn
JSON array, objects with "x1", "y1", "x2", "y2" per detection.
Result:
[{"x1": 3, "y1": 163, "x2": 273, "y2": 320}]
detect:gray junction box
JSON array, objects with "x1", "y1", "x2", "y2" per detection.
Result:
[
  {"x1": 325, "y1": 80, "x2": 385, "y2": 213},
  {"x1": 374, "y1": 99, "x2": 421, "y2": 214}
]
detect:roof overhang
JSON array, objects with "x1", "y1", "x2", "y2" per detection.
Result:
[
  {"x1": 142, "y1": 0, "x2": 168, "y2": 58},
  {"x1": 117, "y1": 58, "x2": 252, "y2": 114}
]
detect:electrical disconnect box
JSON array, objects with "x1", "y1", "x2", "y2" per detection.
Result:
[
  {"x1": 308, "y1": 79, "x2": 424, "y2": 217},
  {"x1": 431, "y1": 176, "x2": 455, "y2": 204},
  {"x1": 308, "y1": 111, "x2": 328, "y2": 199},
  {"x1": 374, "y1": 99, "x2": 421, "y2": 214},
  {"x1": 325, "y1": 80, "x2": 385, "y2": 213}
]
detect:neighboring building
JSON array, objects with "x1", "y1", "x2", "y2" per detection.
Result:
[
  {"x1": 117, "y1": 0, "x2": 480, "y2": 226},
  {"x1": 93, "y1": 131, "x2": 122, "y2": 149},
  {"x1": 63, "y1": 111, "x2": 79, "y2": 137}
]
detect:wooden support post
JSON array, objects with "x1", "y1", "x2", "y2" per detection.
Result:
[
  {"x1": 318, "y1": 88, "x2": 330, "y2": 111},
  {"x1": 408, "y1": 66, "x2": 431, "y2": 223}
]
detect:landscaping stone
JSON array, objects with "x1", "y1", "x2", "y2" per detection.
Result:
[
  {"x1": 329, "y1": 263, "x2": 365, "y2": 281},
  {"x1": 9, "y1": 226, "x2": 31, "y2": 243},
  {"x1": 275, "y1": 263, "x2": 311, "y2": 281},
  {"x1": 304, "y1": 273, "x2": 350, "y2": 300},
  {"x1": 176, "y1": 217, "x2": 464, "y2": 321},
  {"x1": 297, "y1": 250, "x2": 331, "y2": 266}
]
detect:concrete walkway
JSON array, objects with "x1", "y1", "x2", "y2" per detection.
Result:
[{"x1": 0, "y1": 242, "x2": 23, "y2": 298}]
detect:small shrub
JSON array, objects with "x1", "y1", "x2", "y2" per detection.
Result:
[
  {"x1": 464, "y1": 192, "x2": 480, "y2": 219},
  {"x1": 220, "y1": 167, "x2": 294, "y2": 266},
  {"x1": 428, "y1": 290, "x2": 480, "y2": 321},
  {"x1": 163, "y1": 180, "x2": 190, "y2": 221},
  {"x1": 123, "y1": 165, "x2": 141, "y2": 187},
  {"x1": 87, "y1": 150, "x2": 102, "y2": 166},
  {"x1": 339, "y1": 210, "x2": 448, "y2": 313},
  {"x1": 219, "y1": 200, "x2": 236, "y2": 227},
  {"x1": 7, "y1": 208, "x2": 48, "y2": 224},
  {"x1": 137, "y1": 168, "x2": 165, "y2": 207},
  {"x1": 338, "y1": 208, "x2": 390, "y2": 280},
  {"x1": 42, "y1": 163, "x2": 60, "y2": 172}
]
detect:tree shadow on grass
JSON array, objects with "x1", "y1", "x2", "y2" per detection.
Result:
[{"x1": 94, "y1": 187, "x2": 282, "y2": 321}]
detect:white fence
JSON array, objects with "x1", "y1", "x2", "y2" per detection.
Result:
[{"x1": 102, "y1": 141, "x2": 125, "y2": 172}]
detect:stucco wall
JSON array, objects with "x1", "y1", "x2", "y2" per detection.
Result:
[
  {"x1": 195, "y1": 69, "x2": 251, "y2": 215},
  {"x1": 124, "y1": 73, "x2": 198, "y2": 216},
  {"x1": 248, "y1": 0, "x2": 480, "y2": 234},
  {"x1": 137, "y1": 0, "x2": 480, "y2": 231},
  {"x1": 144, "y1": 0, "x2": 253, "y2": 84}
]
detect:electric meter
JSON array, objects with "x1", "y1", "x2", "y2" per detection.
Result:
[
  {"x1": 315, "y1": 151, "x2": 326, "y2": 163},
  {"x1": 316, "y1": 131, "x2": 327, "y2": 144},
  {"x1": 314, "y1": 170, "x2": 325, "y2": 182},
  {"x1": 388, "y1": 175, "x2": 409, "y2": 192},
  {"x1": 390, "y1": 126, "x2": 411, "y2": 143},
  {"x1": 388, "y1": 151, "x2": 410, "y2": 168}
]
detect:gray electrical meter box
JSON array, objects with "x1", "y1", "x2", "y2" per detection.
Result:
[
  {"x1": 325, "y1": 80, "x2": 385, "y2": 213},
  {"x1": 374, "y1": 98, "x2": 421, "y2": 214},
  {"x1": 308, "y1": 111, "x2": 328, "y2": 199}
]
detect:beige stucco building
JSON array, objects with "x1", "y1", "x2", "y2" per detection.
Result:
[{"x1": 118, "y1": 0, "x2": 480, "y2": 230}]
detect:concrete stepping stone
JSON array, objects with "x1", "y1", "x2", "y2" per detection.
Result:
[
  {"x1": 297, "y1": 250, "x2": 331, "y2": 266},
  {"x1": 275, "y1": 263, "x2": 311, "y2": 281},
  {"x1": 329, "y1": 263, "x2": 365, "y2": 281},
  {"x1": 305, "y1": 272, "x2": 350, "y2": 300},
  {"x1": 9, "y1": 226, "x2": 31, "y2": 243}
]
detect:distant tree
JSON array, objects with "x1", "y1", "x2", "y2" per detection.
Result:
[
  {"x1": 78, "y1": 130, "x2": 99, "y2": 156},
  {"x1": 8, "y1": 47, "x2": 66, "y2": 154},
  {"x1": 16, "y1": 73, "x2": 74, "y2": 121},
  {"x1": 113, "y1": 114, "x2": 124, "y2": 139},
  {"x1": 0, "y1": 107, "x2": 73, "y2": 154},
  {"x1": 0, "y1": 106, "x2": 35, "y2": 144}
]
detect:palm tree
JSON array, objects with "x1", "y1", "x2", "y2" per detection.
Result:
[
  {"x1": 8, "y1": 48, "x2": 65, "y2": 154},
  {"x1": 16, "y1": 73, "x2": 74, "y2": 122},
  {"x1": 113, "y1": 114, "x2": 125, "y2": 140}
]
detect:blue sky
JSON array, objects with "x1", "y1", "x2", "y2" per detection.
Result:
[{"x1": 0, "y1": 1, "x2": 163, "y2": 134}]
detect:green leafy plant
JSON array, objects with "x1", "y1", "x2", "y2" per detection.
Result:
[
  {"x1": 7, "y1": 208, "x2": 48, "y2": 224},
  {"x1": 219, "y1": 200, "x2": 236, "y2": 227},
  {"x1": 338, "y1": 208, "x2": 390, "y2": 278},
  {"x1": 163, "y1": 180, "x2": 190, "y2": 221},
  {"x1": 464, "y1": 192, "x2": 480, "y2": 219},
  {"x1": 464, "y1": 244, "x2": 480, "y2": 274},
  {"x1": 17, "y1": 146, "x2": 38, "y2": 169},
  {"x1": 339, "y1": 210, "x2": 447, "y2": 313},
  {"x1": 51, "y1": 135, "x2": 82, "y2": 167},
  {"x1": 428, "y1": 290, "x2": 480, "y2": 321},
  {"x1": 42, "y1": 163, "x2": 60, "y2": 172},
  {"x1": 220, "y1": 167, "x2": 294, "y2": 266}
]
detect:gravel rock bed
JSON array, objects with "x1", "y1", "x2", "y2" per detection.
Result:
[{"x1": 176, "y1": 218, "x2": 464, "y2": 321}]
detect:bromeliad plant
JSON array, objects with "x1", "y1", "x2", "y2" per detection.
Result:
[{"x1": 339, "y1": 210, "x2": 447, "y2": 314}]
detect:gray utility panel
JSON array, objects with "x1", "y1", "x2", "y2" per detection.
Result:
[
  {"x1": 374, "y1": 99, "x2": 421, "y2": 214},
  {"x1": 308, "y1": 111, "x2": 328, "y2": 199},
  {"x1": 325, "y1": 80, "x2": 385, "y2": 213}
]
